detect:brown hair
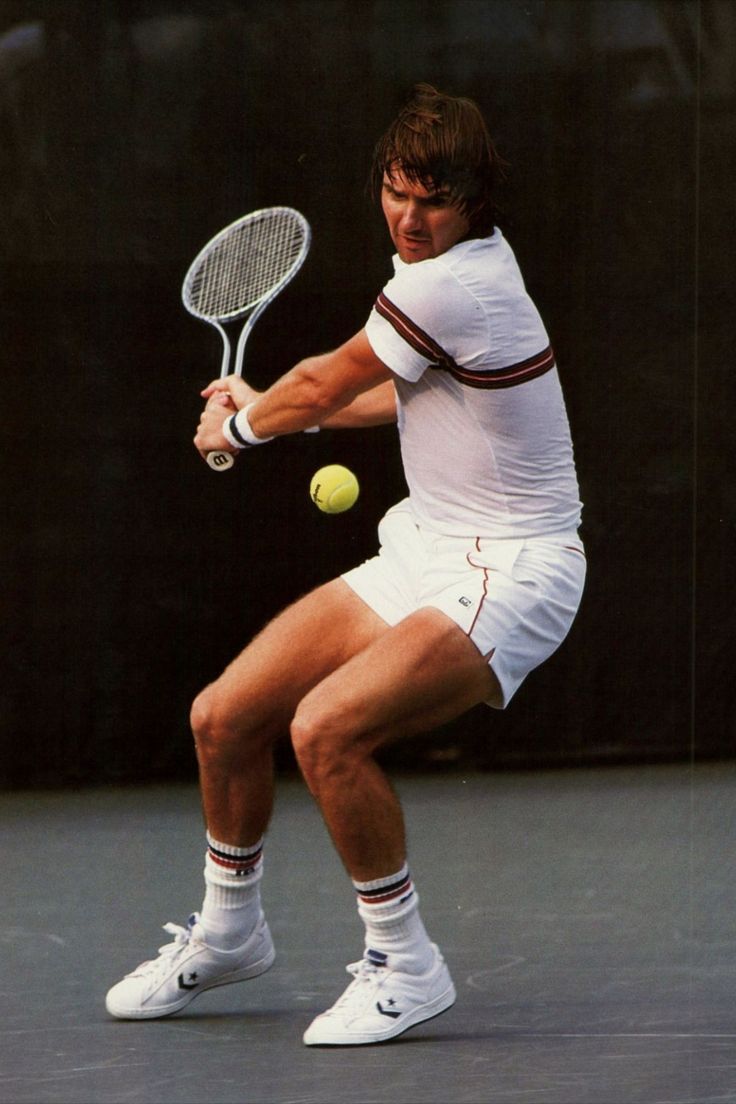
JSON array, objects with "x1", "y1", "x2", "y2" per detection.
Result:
[{"x1": 370, "y1": 83, "x2": 506, "y2": 237}]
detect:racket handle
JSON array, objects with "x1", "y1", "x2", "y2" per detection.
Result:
[
  {"x1": 206, "y1": 450, "x2": 235, "y2": 471},
  {"x1": 203, "y1": 392, "x2": 236, "y2": 470},
  {"x1": 206, "y1": 422, "x2": 316, "y2": 469}
]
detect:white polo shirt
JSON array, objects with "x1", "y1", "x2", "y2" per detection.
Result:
[{"x1": 364, "y1": 231, "x2": 583, "y2": 539}]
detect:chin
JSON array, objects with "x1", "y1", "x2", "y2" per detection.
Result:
[{"x1": 399, "y1": 245, "x2": 432, "y2": 264}]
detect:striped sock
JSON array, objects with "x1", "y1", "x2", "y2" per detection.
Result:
[
  {"x1": 353, "y1": 863, "x2": 434, "y2": 974},
  {"x1": 200, "y1": 834, "x2": 264, "y2": 950}
]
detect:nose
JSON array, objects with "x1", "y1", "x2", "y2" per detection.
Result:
[{"x1": 399, "y1": 199, "x2": 424, "y2": 234}]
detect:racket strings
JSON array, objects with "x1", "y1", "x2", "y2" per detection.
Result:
[{"x1": 187, "y1": 211, "x2": 308, "y2": 320}]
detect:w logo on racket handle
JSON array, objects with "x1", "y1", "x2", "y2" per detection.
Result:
[{"x1": 206, "y1": 450, "x2": 235, "y2": 471}]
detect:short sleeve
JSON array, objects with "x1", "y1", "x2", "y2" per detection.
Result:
[{"x1": 365, "y1": 258, "x2": 487, "y2": 383}]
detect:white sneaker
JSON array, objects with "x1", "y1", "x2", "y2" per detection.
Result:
[
  {"x1": 105, "y1": 912, "x2": 275, "y2": 1019},
  {"x1": 302, "y1": 945, "x2": 455, "y2": 1046}
]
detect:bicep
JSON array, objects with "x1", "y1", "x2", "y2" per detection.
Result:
[
  {"x1": 310, "y1": 331, "x2": 396, "y2": 428},
  {"x1": 325, "y1": 329, "x2": 393, "y2": 395}
]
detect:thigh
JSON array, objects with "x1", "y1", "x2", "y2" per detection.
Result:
[
  {"x1": 294, "y1": 605, "x2": 500, "y2": 753},
  {"x1": 207, "y1": 578, "x2": 390, "y2": 734}
]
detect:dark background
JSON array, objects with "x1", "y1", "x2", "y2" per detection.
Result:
[{"x1": 0, "y1": 0, "x2": 732, "y2": 787}]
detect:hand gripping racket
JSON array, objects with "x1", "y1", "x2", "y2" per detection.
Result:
[{"x1": 182, "y1": 206, "x2": 312, "y2": 470}]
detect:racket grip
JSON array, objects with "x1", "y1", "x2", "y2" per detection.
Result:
[{"x1": 206, "y1": 450, "x2": 235, "y2": 471}]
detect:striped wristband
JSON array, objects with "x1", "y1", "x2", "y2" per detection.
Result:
[{"x1": 221, "y1": 403, "x2": 274, "y2": 449}]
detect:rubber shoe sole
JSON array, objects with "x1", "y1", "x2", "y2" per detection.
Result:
[{"x1": 303, "y1": 981, "x2": 455, "y2": 1046}]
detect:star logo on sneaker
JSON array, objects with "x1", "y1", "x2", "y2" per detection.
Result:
[
  {"x1": 177, "y1": 972, "x2": 199, "y2": 991},
  {"x1": 376, "y1": 998, "x2": 401, "y2": 1019}
]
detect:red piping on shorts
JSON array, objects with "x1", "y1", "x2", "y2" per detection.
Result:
[{"x1": 466, "y1": 537, "x2": 493, "y2": 640}]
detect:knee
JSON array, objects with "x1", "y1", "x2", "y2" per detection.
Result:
[
  {"x1": 190, "y1": 685, "x2": 224, "y2": 757},
  {"x1": 290, "y1": 700, "x2": 355, "y2": 792},
  {"x1": 191, "y1": 679, "x2": 282, "y2": 767},
  {"x1": 190, "y1": 684, "x2": 246, "y2": 766}
]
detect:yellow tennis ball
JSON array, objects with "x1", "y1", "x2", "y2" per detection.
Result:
[{"x1": 310, "y1": 464, "x2": 359, "y2": 514}]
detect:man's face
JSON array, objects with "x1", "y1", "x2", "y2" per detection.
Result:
[{"x1": 381, "y1": 167, "x2": 471, "y2": 264}]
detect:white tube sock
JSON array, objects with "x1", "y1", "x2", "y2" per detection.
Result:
[
  {"x1": 199, "y1": 833, "x2": 264, "y2": 950},
  {"x1": 352, "y1": 863, "x2": 435, "y2": 974}
]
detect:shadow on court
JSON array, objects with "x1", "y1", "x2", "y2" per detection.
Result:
[{"x1": 1, "y1": 762, "x2": 734, "y2": 1103}]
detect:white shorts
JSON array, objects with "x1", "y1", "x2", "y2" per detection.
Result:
[{"x1": 341, "y1": 499, "x2": 586, "y2": 709}]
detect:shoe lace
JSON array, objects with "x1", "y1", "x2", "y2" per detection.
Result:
[
  {"x1": 129, "y1": 914, "x2": 201, "y2": 980},
  {"x1": 329, "y1": 957, "x2": 383, "y2": 1013}
]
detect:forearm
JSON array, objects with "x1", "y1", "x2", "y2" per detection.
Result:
[
  {"x1": 196, "y1": 329, "x2": 392, "y2": 457},
  {"x1": 320, "y1": 380, "x2": 397, "y2": 428},
  {"x1": 244, "y1": 332, "x2": 393, "y2": 439},
  {"x1": 247, "y1": 355, "x2": 351, "y2": 438}
]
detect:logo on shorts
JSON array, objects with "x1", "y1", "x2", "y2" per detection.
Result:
[{"x1": 458, "y1": 596, "x2": 472, "y2": 607}]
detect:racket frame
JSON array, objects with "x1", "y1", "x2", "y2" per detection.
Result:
[
  {"x1": 181, "y1": 206, "x2": 312, "y2": 469},
  {"x1": 182, "y1": 205, "x2": 311, "y2": 378}
]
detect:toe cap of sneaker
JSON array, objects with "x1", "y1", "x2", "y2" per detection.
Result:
[{"x1": 105, "y1": 978, "x2": 146, "y2": 1019}]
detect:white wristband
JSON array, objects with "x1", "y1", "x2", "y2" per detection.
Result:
[{"x1": 222, "y1": 403, "x2": 274, "y2": 449}]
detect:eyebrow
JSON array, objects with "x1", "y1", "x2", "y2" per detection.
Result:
[{"x1": 382, "y1": 178, "x2": 452, "y2": 201}]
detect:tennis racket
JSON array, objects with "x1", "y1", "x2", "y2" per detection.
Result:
[{"x1": 182, "y1": 206, "x2": 312, "y2": 470}]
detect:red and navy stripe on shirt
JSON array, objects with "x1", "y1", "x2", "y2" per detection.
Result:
[{"x1": 375, "y1": 291, "x2": 555, "y2": 389}]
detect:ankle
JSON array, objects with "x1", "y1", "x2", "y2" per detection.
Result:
[
  {"x1": 201, "y1": 833, "x2": 265, "y2": 950},
  {"x1": 199, "y1": 903, "x2": 261, "y2": 950},
  {"x1": 353, "y1": 864, "x2": 434, "y2": 973},
  {"x1": 364, "y1": 943, "x2": 435, "y2": 975}
]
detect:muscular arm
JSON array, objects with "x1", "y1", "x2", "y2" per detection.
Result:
[
  {"x1": 319, "y1": 378, "x2": 396, "y2": 428},
  {"x1": 195, "y1": 329, "x2": 394, "y2": 454}
]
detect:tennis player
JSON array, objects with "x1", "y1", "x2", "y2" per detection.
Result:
[{"x1": 106, "y1": 83, "x2": 585, "y2": 1045}]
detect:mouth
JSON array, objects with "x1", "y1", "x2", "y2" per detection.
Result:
[{"x1": 399, "y1": 235, "x2": 431, "y2": 255}]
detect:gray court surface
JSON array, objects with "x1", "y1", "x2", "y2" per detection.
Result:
[{"x1": 1, "y1": 761, "x2": 734, "y2": 1104}]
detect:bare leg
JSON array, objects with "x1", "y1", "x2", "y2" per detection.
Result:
[
  {"x1": 190, "y1": 579, "x2": 389, "y2": 846},
  {"x1": 290, "y1": 606, "x2": 498, "y2": 880},
  {"x1": 106, "y1": 585, "x2": 496, "y2": 1028},
  {"x1": 292, "y1": 606, "x2": 496, "y2": 1046}
]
